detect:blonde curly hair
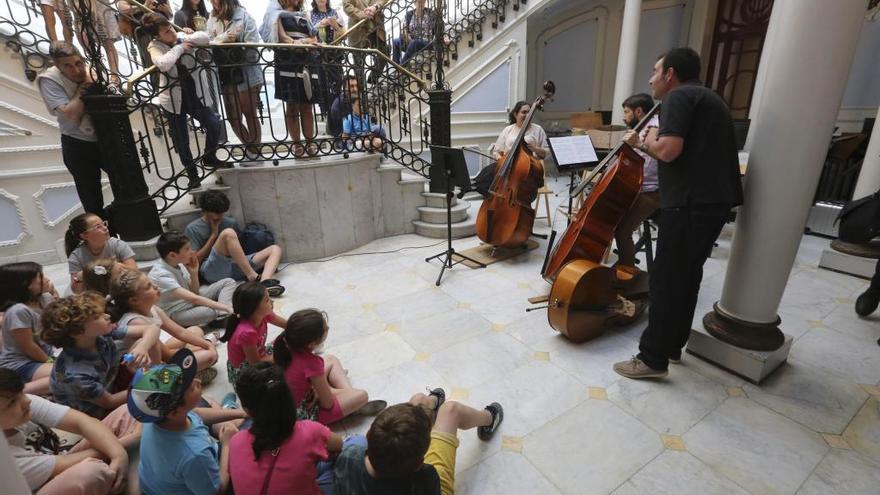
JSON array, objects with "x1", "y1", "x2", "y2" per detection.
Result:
[{"x1": 41, "y1": 292, "x2": 107, "y2": 348}]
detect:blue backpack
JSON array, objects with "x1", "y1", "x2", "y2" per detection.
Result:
[{"x1": 240, "y1": 222, "x2": 275, "y2": 254}]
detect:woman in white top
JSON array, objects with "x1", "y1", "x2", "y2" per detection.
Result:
[{"x1": 492, "y1": 100, "x2": 549, "y2": 160}]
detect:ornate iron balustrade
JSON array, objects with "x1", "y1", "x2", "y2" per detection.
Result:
[{"x1": 125, "y1": 42, "x2": 433, "y2": 214}]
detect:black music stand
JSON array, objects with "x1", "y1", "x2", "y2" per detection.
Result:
[{"x1": 425, "y1": 145, "x2": 486, "y2": 286}]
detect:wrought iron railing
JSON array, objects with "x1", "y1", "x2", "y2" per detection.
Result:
[{"x1": 126, "y1": 42, "x2": 432, "y2": 214}]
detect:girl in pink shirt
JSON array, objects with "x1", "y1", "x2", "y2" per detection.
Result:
[
  {"x1": 273, "y1": 309, "x2": 385, "y2": 424},
  {"x1": 229, "y1": 362, "x2": 342, "y2": 495},
  {"x1": 220, "y1": 281, "x2": 286, "y2": 386}
]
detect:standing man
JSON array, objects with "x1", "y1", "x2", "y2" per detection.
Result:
[
  {"x1": 613, "y1": 48, "x2": 743, "y2": 379},
  {"x1": 343, "y1": 0, "x2": 388, "y2": 81},
  {"x1": 613, "y1": 93, "x2": 660, "y2": 267},
  {"x1": 37, "y1": 42, "x2": 113, "y2": 217}
]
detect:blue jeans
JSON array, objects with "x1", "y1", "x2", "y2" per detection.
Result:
[
  {"x1": 402, "y1": 38, "x2": 431, "y2": 64},
  {"x1": 165, "y1": 100, "x2": 222, "y2": 178},
  {"x1": 316, "y1": 435, "x2": 367, "y2": 494}
]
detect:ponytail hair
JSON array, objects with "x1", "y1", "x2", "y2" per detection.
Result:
[
  {"x1": 65, "y1": 213, "x2": 98, "y2": 257},
  {"x1": 82, "y1": 258, "x2": 116, "y2": 296},
  {"x1": 273, "y1": 308, "x2": 327, "y2": 370},
  {"x1": 108, "y1": 269, "x2": 147, "y2": 321},
  {"x1": 220, "y1": 281, "x2": 267, "y2": 343},
  {"x1": 234, "y1": 362, "x2": 296, "y2": 459}
]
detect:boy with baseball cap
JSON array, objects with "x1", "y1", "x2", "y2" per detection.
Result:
[{"x1": 128, "y1": 348, "x2": 245, "y2": 495}]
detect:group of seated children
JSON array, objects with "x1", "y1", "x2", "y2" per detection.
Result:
[{"x1": 2, "y1": 191, "x2": 504, "y2": 494}]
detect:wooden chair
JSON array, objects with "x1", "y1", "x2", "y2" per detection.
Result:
[{"x1": 533, "y1": 161, "x2": 553, "y2": 227}]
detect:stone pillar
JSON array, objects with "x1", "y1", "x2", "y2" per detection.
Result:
[
  {"x1": 690, "y1": 0, "x2": 868, "y2": 382},
  {"x1": 852, "y1": 106, "x2": 880, "y2": 199},
  {"x1": 610, "y1": 0, "x2": 642, "y2": 124},
  {"x1": 83, "y1": 92, "x2": 163, "y2": 241}
]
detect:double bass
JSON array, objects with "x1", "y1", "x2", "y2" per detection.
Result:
[
  {"x1": 541, "y1": 103, "x2": 661, "y2": 342},
  {"x1": 476, "y1": 81, "x2": 556, "y2": 248}
]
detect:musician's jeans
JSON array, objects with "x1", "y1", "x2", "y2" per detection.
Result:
[{"x1": 637, "y1": 204, "x2": 730, "y2": 371}]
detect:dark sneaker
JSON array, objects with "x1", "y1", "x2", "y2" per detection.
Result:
[
  {"x1": 427, "y1": 387, "x2": 445, "y2": 414},
  {"x1": 669, "y1": 352, "x2": 682, "y2": 365},
  {"x1": 855, "y1": 288, "x2": 880, "y2": 317},
  {"x1": 355, "y1": 399, "x2": 387, "y2": 416},
  {"x1": 477, "y1": 402, "x2": 503, "y2": 441},
  {"x1": 260, "y1": 279, "x2": 281, "y2": 287},
  {"x1": 266, "y1": 285, "x2": 285, "y2": 297},
  {"x1": 613, "y1": 356, "x2": 668, "y2": 379}
]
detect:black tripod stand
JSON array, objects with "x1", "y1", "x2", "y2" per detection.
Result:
[{"x1": 425, "y1": 145, "x2": 485, "y2": 286}]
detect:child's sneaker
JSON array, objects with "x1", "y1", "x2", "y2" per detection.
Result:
[
  {"x1": 427, "y1": 387, "x2": 445, "y2": 414},
  {"x1": 477, "y1": 402, "x2": 503, "y2": 441},
  {"x1": 196, "y1": 367, "x2": 218, "y2": 386},
  {"x1": 221, "y1": 392, "x2": 239, "y2": 410}
]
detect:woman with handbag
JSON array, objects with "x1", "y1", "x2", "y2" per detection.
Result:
[{"x1": 208, "y1": 0, "x2": 265, "y2": 162}]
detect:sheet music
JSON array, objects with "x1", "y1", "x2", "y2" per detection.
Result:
[{"x1": 549, "y1": 136, "x2": 598, "y2": 168}]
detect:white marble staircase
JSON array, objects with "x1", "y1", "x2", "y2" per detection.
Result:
[{"x1": 412, "y1": 191, "x2": 477, "y2": 239}]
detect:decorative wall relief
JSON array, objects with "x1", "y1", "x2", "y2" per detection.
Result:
[
  {"x1": 33, "y1": 183, "x2": 82, "y2": 228},
  {"x1": 0, "y1": 189, "x2": 28, "y2": 246}
]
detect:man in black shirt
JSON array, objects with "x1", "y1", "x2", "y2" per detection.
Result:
[{"x1": 613, "y1": 48, "x2": 743, "y2": 379}]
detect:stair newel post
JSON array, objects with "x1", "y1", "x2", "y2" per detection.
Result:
[
  {"x1": 82, "y1": 91, "x2": 163, "y2": 241},
  {"x1": 428, "y1": 0, "x2": 452, "y2": 193}
]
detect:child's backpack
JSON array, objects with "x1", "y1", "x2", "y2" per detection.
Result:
[{"x1": 240, "y1": 222, "x2": 276, "y2": 254}]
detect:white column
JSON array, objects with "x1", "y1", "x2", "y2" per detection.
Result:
[
  {"x1": 691, "y1": 0, "x2": 867, "y2": 376},
  {"x1": 853, "y1": 106, "x2": 880, "y2": 198},
  {"x1": 610, "y1": 0, "x2": 642, "y2": 124}
]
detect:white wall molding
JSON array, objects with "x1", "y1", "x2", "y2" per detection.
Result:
[
  {"x1": 32, "y1": 182, "x2": 83, "y2": 229},
  {"x1": 450, "y1": 41, "x2": 520, "y2": 110},
  {"x1": 0, "y1": 189, "x2": 29, "y2": 247},
  {"x1": 0, "y1": 101, "x2": 58, "y2": 129}
]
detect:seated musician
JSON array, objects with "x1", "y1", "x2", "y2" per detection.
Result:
[
  {"x1": 473, "y1": 101, "x2": 548, "y2": 197},
  {"x1": 613, "y1": 93, "x2": 660, "y2": 267}
]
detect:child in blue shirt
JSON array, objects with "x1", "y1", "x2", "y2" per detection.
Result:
[
  {"x1": 42, "y1": 292, "x2": 158, "y2": 418},
  {"x1": 342, "y1": 96, "x2": 386, "y2": 153},
  {"x1": 129, "y1": 348, "x2": 247, "y2": 495}
]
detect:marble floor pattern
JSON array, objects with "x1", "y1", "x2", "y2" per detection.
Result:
[{"x1": 43, "y1": 176, "x2": 880, "y2": 494}]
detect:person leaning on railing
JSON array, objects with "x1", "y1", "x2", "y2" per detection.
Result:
[
  {"x1": 207, "y1": 0, "x2": 265, "y2": 162},
  {"x1": 36, "y1": 42, "x2": 114, "y2": 217},
  {"x1": 142, "y1": 13, "x2": 224, "y2": 188},
  {"x1": 267, "y1": 0, "x2": 324, "y2": 157},
  {"x1": 343, "y1": 0, "x2": 388, "y2": 82}
]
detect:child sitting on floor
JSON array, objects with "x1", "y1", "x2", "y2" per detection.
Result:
[
  {"x1": 274, "y1": 308, "x2": 385, "y2": 424},
  {"x1": 149, "y1": 231, "x2": 237, "y2": 328},
  {"x1": 0, "y1": 262, "x2": 58, "y2": 395},
  {"x1": 81, "y1": 258, "x2": 126, "y2": 297},
  {"x1": 42, "y1": 292, "x2": 158, "y2": 419},
  {"x1": 333, "y1": 390, "x2": 503, "y2": 495},
  {"x1": 229, "y1": 361, "x2": 347, "y2": 495},
  {"x1": 220, "y1": 281, "x2": 286, "y2": 386},
  {"x1": 1, "y1": 367, "x2": 138, "y2": 494},
  {"x1": 129, "y1": 348, "x2": 247, "y2": 495},
  {"x1": 110, "y1": 270, "x2": 220, "y2": 383}
]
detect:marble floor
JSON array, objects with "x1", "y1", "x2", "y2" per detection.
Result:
[{"x1": 44, "y1": 176, "x2": 880, "y2": 494}]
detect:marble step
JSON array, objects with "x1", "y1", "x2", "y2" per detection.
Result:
[
  {"x1": 423, "y1": 192, "x2": 459, "y2": 208},
  {"x1": 418, "y1": 201, "x2": 470, "y2": 224},
  {"x1": 412, "y1": 216, "x2": 477, "y2": 239},
  {"x1": 127, "y1": 235, "x2": 160, "y2": 262},
  {"x1": 161, "y1": 207, "x2": 201, "y2": 233}
]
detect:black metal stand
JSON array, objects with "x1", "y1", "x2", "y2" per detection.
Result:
[{"x1": 425, "y1": 187, "x2": 485, "y2": 286}]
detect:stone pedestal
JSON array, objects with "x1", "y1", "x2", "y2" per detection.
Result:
[{"x1": 687, "y1": 326, "x2": 793, "y2": 384}]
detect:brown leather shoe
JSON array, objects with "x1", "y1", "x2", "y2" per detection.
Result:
[{"x1": 613, "y1": 356, "x2": 668, "y2": 379}]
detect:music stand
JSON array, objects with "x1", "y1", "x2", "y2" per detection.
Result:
[
  {"x1": 425, "y1": 145, "x2": 486, "y2": 286},
  {"x1": 548, "y1": 135, "x2": 599, "y2": 226}
]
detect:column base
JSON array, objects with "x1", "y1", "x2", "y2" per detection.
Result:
[
  {"x1": 107, "y1": 198, "x2": 163, "y2": 242},
  {"x1": 686, "y1": 324, "x2": 792, "y2": 384},
  {"x1": 703, "y1": 302, "x2": 785, "y2": 351}
]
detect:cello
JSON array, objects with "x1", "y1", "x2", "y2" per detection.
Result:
[
  {"x1": 541, "y1": 103, "x2": 661, "y2": 342},
  {"x1": 476, "y1": 81, "x2": 556, "y2": 248}
]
